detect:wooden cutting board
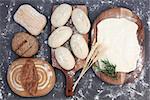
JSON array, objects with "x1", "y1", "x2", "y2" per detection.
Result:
[
  {"x1": 91, "y1": 7, "x2": 145, "y2": 85},
  {"x1": 51, "y1": 5, "x2": 89, "y2": 96}
]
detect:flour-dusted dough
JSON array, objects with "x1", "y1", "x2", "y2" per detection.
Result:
[
  {"x1": 72, "y1": 8, "x2": 91, "y2": 34},
  {"x1": 51, "y1": 4, "x2": 72, "y2": 27},
  {"x1": 70, "y1": 34, "x2": 89, "y2": 59},
  {"x1": 14, "y1": 4, "x2": 47, "y2": 36},
  {"x1": 48, "y1": 26, "x2": 72, "y2": 48},
  {"x1": 55, "y1": 47, "x2": 75, "y2": 70},
  {"x1": 97, "y1": 18, "x2": 140, "y2": 73}
]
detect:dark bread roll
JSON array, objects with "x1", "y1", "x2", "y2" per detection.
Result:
[{"x1": 12, "y1": 32, "x2": 39, "y2": 57}]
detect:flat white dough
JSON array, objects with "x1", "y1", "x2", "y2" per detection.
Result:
[{"x1": 97, "y1": 18, "x2": 140, "y2": 73}]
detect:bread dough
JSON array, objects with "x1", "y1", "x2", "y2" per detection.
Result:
[
  {"x1": 72, "y1": 8, "x2": 91, "y2": 34},
  {"x1": 97, "y1": 18, "x2": 140, "y2": 73},
  {"x1": 51, "y1": 4, "x2": 72, "y2": 27},
  {"x1": 48, "y1": 26, "x2": 72, "y2": 48},
  {"x1": 55, "y1": 47, "x2": 75, "y2": 70},
  {"x1": 70, "y1": 34, "x2": 89, "y2": 59}
]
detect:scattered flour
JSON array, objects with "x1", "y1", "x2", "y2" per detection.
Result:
[
  {"x1": 148, "y1": 17, "x2": 150, "y2": 31},
  {"x1": 0, "y1": 0, "x2": 149, "y2": 100},
  {"x1": 0, "y1": 88, "x2": 2, "y2": 99}
]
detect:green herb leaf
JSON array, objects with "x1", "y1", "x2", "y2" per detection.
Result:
[{"x1": 94, "y1": 59, "x2": 117, "y2": 79}]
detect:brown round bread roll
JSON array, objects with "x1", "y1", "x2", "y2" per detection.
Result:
[
  {"x1": 12, "y1": 32, "x2": 39, "y2": 57},
  {"x1": 7, "y1": 58, "x2": 56, "y2": 97}
]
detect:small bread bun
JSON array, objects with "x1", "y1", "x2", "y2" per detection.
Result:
[
  {"x1": 14, "y1": 4, "x2": 47, "y2": 36},
  {"x1": 7, "y1": 58, "x2": 56, "y2": 97},
  {"x1": 12, "y1": 32, "x2": 39, "y2": 57}
]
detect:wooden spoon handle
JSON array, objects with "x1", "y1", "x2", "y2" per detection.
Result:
[{"x1": 65, "y1": 73, "x2": 74, "y2": 96}]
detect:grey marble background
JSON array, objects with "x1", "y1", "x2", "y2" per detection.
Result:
[{"x1": 0, "y1": 0, "x2": 150, "y2": 100}]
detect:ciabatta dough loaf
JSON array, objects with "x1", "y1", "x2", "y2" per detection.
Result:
[
  {"x1": 14, "y1": 4, "x2": 47, "y2": 36},
  {"x1": 7, "y1": 58, "x2": 56, "y2": 97}
]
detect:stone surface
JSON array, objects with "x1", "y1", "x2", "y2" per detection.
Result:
[{"x1": 0, "y1": 0, "x2": 149, "y2": 100}]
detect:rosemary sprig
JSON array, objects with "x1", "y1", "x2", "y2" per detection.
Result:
[{"x1": 94, "y1": 59, "x2": 117, "y2": 79}]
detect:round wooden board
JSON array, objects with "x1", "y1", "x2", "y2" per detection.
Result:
[{"x1": 91, "y1": 7, "x2": 145, "y2": 85}]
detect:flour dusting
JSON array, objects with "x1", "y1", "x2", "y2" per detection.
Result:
[
  {"x1": 148, "y1": 17, "x2": 150, "y2": 31},
  {"x1": 0, "y1": 0, "x2": 149, "y2": 100}
]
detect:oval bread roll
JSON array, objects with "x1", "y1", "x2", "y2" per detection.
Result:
[
  {"x1": 51, "y1": 4, "x2": 72, "y2": 27},
  {"x1": 70, "y1": 34, "x2": 89, "y2": 59},
  {"x1": 55, "y1": 47, "x2": 75, "y2": 70},
  {"x1": 7, "y1": 58, "x2": 56, "y2": 97},
  {"x1": 48, "y1": 26, "x2": 72, "y2": 48},
  {"x1": 72, "y1": 8, "x2": 91, "y2": 34}
]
